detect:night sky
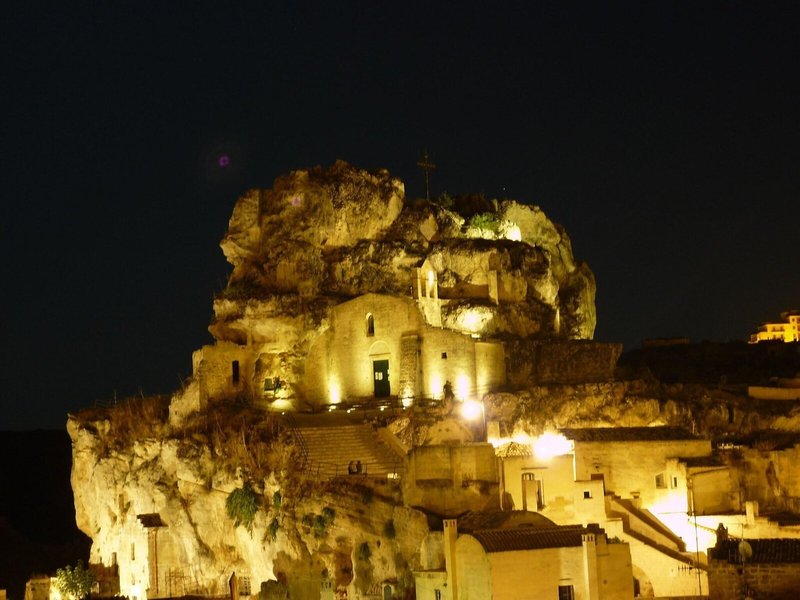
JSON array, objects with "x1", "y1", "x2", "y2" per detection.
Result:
[{"x1": 2, "y1": 3, "x2": 798, "y2": 431}]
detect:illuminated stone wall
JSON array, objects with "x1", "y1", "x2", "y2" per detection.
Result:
[
  {"x1": 303, "y1": 293, "x2": 505, "y2": 407},
  {"x1": 708, "y1": 559, "x2": 800, "y2": 600},
  {"x1": 454, "y1": 532, "x2": 633, "y2": 600},
  {"x1": 192, "y1": 341, "x2": 252, "y2": 405},
  {"x1": 404, "y1": 444, "x2": 499, "y2": 516},
  {"x1": 573, "y1": 439, "x2": 711, "y2": 510},
  {"x1": 500, "y1": 453, "x2": 574, "y2": 514}
]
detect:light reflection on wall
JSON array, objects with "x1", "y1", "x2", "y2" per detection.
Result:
[
  {"x1": 533, "y1": 432, "x2": 574, "y2": 459},
  {"x1": 461, "y1": 399, "x2": 483, "y2": 421},
  {"x1": 503, "y1": 222, "x2": 522, "y2": 241},
  {"x1": 456, "y1": 374, "x2": 470, "y2": 400},
  {"x1": 328, "y1": 377, "x2": 341, "y2": 405},
  {"x1": 430, "y1": 374, "x2": 442, "y2": 399},
  {"x1": 488, "y1": 431, "x2": 574, "y2": 460}
]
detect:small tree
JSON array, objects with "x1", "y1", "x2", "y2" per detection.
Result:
[
  {"x1": 54, "y1": 560, "x2": 95, "y2": 600},
  {"x1": 226, "y1": 481, "x2": 260, "y2": 532},
  {"x1": 468, "y1": 212, "x2": 500, "y2": 234}
]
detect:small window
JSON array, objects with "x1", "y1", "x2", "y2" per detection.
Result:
[
  {"x1": 655, "y1": 473, "x2": 666, "y2": 489},
  {"x1": 672, "y1": 476, "x2": 679, "y2": 488},
  {"x1": 434, "y1": 591, "x2": 442, "y2": 600},
  {"x1": 441, "y1": 352, "x2": 447, "y2": 359},
  {"x1": 232, "y1": 360, "x2": 240, "y2": 384},
  {"x1": 131, "y1": 543, "x2": 135, "y2": 561},
  {"x1": 583, "y1": 490, "x2": 592, "y2": 499},
  {"x1": 366, "y1": 313, "x2": 375, "y2": 337},
  {"x1": 558, "y1": 585, "x2": 575, "y2": 600}
]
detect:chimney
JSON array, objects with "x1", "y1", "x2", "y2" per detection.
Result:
[
  {"x1": 746, "y1": 500, "x2": 759, "y2": 525},
  {"x1": 443, "y1": 519, "x2": 458, "y2": 600},
  {"x1": 582, "y1": 528, "x2": 600, "y2": 600}
]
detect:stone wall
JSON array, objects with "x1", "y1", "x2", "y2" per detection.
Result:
[
  {"x1": 708, "y1": 560, "x2": 800, "y2": 600},
  {"x1": 303, "y1": 294, "x2": 505, "y2": 407},
  {"x1": 573, "y1": 439, "x2": 711, "y2": 510},
  {"x1": 404, "y1": 444, "x2": 499, "y2": 516},
  {"x1": 505, "y1": 340, "x2": 622, "y2": 387}
]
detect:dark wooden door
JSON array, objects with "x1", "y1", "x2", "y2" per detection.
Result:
[{"x1": 373, "y1": 359, "x2": 390, "y2": 397}]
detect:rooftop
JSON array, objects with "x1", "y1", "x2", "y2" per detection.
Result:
[
  {"x1": 495, "y1": 441, "x2": 533, "y2": 458},
  {"x1": 470, "y1": 524, "x2": 602, "y2": 553},
  {"x1": 457, "y1": 510, "x2": 555, "y2": 533},
  {"x1": 137, "y1": 513, "x2": 165, "y2": 528},
  {"x1": 560, "y1": 426, "x2": 699, "y2": 442}
]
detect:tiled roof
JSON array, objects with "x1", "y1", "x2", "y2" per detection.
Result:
[
  {"x1": 560, "y1": 427, "x2": 699, "y2": 442},
  {"x1": 681, "y1": 455, "x2": 724, "y2": 467},
  {"x1": 495, "y1": 442, "x2": 533, "y2": 458},
  {"x1": 711, "y1": 539, "x2": 800, "y2": 564},
  {"x1": 471, "y1": 525, "x2": 600, "y2": 553},
  {"x1": 137, "y1": 513, "x2": 165, "y2": 528},
  {"x1": 457, "y1": 510, "x2": 556, "y2": 533}
]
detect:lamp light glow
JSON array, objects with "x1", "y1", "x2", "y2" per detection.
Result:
[
  {"x1": 533, "y1": 432, "x2": 573, "y2": 459},
  {"x1": 461, "y1": 399, "x2": 483, "y2": 421}
]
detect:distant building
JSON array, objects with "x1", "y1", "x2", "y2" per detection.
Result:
[
  {"x1": 23, "y1": 576, "x2": 50, "y2": 600},
  {"x1": 749, "y1": 310, "x2": 800, "y2": 344}
]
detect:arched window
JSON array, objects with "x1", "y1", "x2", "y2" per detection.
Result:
[{"x1": 366, "y1": 313, "x2": 375, "y2": 337}]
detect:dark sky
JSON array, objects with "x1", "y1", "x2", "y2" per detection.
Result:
[{"x1": 2, "y1": 2, "x2": 798, "y2": 430}]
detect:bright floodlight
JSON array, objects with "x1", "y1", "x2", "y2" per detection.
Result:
[
  {"x1": 461, "y1": 399, "x2": 483, "y2": 421},
  {"x1": 533, "y1": 432, "x2": 572, "y2": 459}
]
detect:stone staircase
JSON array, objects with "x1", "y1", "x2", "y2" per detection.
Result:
[{"x1": 294, "y1": 424, "x2": 406, "y2": 479}]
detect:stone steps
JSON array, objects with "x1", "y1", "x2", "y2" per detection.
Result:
[{"x1": 295, "y1": 424, "x2": 405, "y2": 479}]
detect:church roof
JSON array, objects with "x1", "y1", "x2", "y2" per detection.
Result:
[
  {"x1": 560, "y1": 427, "x2": 699, "y2": 442},
  {"x1": 470, "y1": 524, "x2": 601, "y2": 553},
  {"x1": 711, "y1": 539, "x2": 800, "y2": 564},
  {"x1": 457, "y1": 510, "x2": 555, "y2": 533}
]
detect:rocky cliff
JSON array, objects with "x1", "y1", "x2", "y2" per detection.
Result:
[
  {"x1": 69, "y1": 401, "x2": 428, "y2": 599},
  {"x1": 214, "y1": 160, "x2": 595, "y2": 341}
]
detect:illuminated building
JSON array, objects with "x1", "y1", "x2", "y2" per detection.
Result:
[{"x1": 749, "y1": 310, "x2": 800, "y2": 343}]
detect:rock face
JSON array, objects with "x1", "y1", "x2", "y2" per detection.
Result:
[
  {"x1": 68, "y1": 403, "x2": 428, "y2": 600},
  {"x1": 218, "y1": 161, "x2": 595, "y2": 338}
]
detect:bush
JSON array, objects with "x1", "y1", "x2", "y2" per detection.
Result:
[
  {"x1": 272, "y1": 490, "x2": 282, "y2": 508},
  {"x1": 226, "y1": 482, "x2": 260, "y2": 532},
  {"x1": 313, "y1": 514, "x2": 328, "y2": 538},
  {"x1": 321, "y1": 506, "x2": 336, "y2": 524},
  {"x1": 468, "y1": 212, "x2": 499, "y2": 233},
  {"x1": 267, "y1": 517, "x2": 280, "y2": 541},
  {"x1": 433, "y1": 192, "x2": 454, "y2": 209},
  {"x1": 54, "y1": 561, "x2": 95, "y2": 600}
]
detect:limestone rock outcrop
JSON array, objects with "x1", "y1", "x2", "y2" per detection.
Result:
[
  {"x1": 68, "y1": 404, "x2": 428, "y2": 599},
  {"x1": 216, "y1": 161, "x2": 595, "y2": 339}
]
